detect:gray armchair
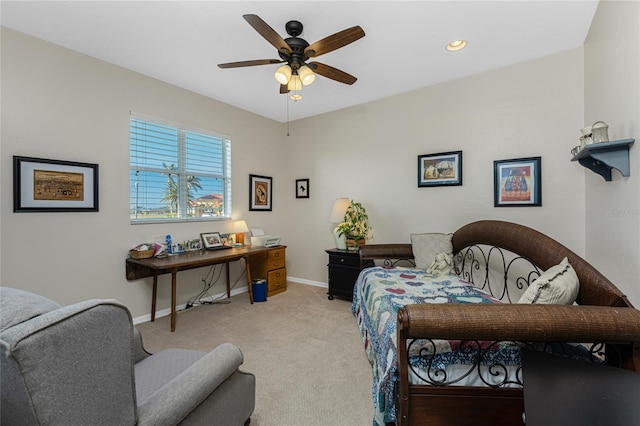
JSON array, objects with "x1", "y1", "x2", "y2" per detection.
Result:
[{"x1": 0, "y1": 287, "x2": 255, "y2": 426}]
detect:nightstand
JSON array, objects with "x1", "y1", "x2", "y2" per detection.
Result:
[{"x1": 326, "y1": 248, "x2": 363, "y2": 300}]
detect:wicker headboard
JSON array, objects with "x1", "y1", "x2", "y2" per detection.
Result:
[{"x1": 359, "y1": 220, "x2": 632, "y2": 308}]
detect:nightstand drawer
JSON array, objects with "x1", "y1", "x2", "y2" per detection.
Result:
[
  {"x1": 328, "y1": 253, "x2": 360, "y2": 267},
  {"x1": 268, "y1": 248, "x2": 286, "y2": 270}
]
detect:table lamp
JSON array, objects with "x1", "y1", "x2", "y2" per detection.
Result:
[
  {"x1": 233, "y1": 220, "x2": 249, "y2": 246},
  {"x1": 330, "y1": 198, "x2": 350, "y2": 250}
]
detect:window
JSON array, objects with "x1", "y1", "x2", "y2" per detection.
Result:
[{"x1": 130, "y1": 115, "x2": 231, "y2": 222}]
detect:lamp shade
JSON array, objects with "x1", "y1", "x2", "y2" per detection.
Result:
[
  {"x1": 298, "y1": 65, "x2": 316, "y2": 86},
  {"x1": 329, "y1": 198, "x2": 350, "y2": 223},
  {"x1": 274, "y1": 65, "x2": 292, "y2": 85},
  {"x1": 233, "y1": 220, "x2": 249, "y2": 233},
  {"x1": 287, "y1": 74, "x2": 302, "y2": 91}
]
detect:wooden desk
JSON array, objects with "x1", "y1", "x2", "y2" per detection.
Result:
[{"x1": 126, "y1": 246, "x2": 284, "y2": 331}]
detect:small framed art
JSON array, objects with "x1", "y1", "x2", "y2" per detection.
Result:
[
  {"x1": 417, "y1": 151, "x2": 463, "y2": 187},
  {"x1": 13, "y1": 156, "x2": 99, "y2": 212},
  {"x1": 201, "y1": 232, "x2": 223, "y2": 249},
  {"x1": 494, "y1": 157, "x2": 542, "y2": 207},
  {"x1": 249, "y1": 174, "x2": 272, "y2": 211},
  {"x1": 296, "y1": 178, "x2": 309, "y2": 199}
]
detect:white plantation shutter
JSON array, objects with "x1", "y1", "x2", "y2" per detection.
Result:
[{"x1": 130, "y1": 115, "x2": 231, "y2": 222}]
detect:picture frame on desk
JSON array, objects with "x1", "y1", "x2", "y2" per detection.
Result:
[{"x1": 201, "y1": 232, "x2": 223, "y2": 249}]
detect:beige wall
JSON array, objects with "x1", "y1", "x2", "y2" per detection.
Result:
[
  {"x1": 584, "y1": 0, "x2": 640, "y2": 306},
  {"x1": 4, "y1": 9, "x2": 636, "y2": 318},
  {"x1": 284, "y1": 48, "x2": 587, "y2": 285},
  {"x1": 1, "y1": 28, "x2": 287, "y2": 318}
]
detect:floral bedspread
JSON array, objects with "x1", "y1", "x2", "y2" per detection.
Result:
[{"x1": 352, "y1": 266, "x2": 507, "y2": 426}]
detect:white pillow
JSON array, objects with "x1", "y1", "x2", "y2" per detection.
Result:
[
  {"x1": 410, "y1": 233, "x2": 453, "y2": 271},
  {"x1": 517, "y1": 257, "x2": 579, "y2": 304}
]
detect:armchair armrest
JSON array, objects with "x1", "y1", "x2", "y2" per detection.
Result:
[
  {"x1": 398, "y1": 304, "x2": 640, "y2": 343},
  {"x1": 136, "y1": 343, "x2": 245, "y2": 426}
]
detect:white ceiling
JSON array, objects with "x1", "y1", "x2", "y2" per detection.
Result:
[{"x1": 1, "y1": 1, "x2": 599, "y2": 123}]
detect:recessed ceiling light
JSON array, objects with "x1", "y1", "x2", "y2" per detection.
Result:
[{"x1": 446, "y1": 40, "x2": 467, "y2": 52}]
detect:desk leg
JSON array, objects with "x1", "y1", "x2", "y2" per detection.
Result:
[
  {"x1": 226, "y1": 260, "x2": 231, "y2": 298},
  {"x1": 245, "y1": 256, "x2": 254, "y2": 304},
  {"x1": 170, "y1": 270, "x2": 177, "y2": 332},
  {"x1": 151, "y1": 273, "x2": 158, "y2": 322}
]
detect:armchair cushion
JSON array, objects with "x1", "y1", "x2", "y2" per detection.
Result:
[{"x1": 135, "y1": 343, "x2": 246, "y2": 426}]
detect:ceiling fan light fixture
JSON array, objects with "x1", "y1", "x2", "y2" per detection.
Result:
[
  {"x1": 287, "y1": 74, "x2": 302, "y2": 91},
  {"x1": 446, "y1": 39, "x2": 467, "y2": 52},
  {"x1": 275, "y1": 64, "x2": 292, "y2": 85},
  {"x1": 290, "y1": 93, "x2": 303, "y2": 101},
  {"x1": 298, "y1": 65, "x2": 315, "y2": 86}
]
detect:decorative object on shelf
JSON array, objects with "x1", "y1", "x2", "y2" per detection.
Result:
[
  {"x1": 233, "y1": 220, "x2": 249, "y2": 245},
  {"x1": 336, "y1": 200, "x2": 372, "y2": 250},
  {"x1": 13, "y1": 156, "x2": 99, "y2": 212},
  {"x1": 417, "y1": 151, "x2": 463, "y2": 187},
  {"x1": 580, "y1": 121, "x2": 609, "y2": 148},
  {"x1": 329, "y1": 198, "x2": 350, "y2": 250},
  {"x1": 494, "y1": 157, "x2": 542, "y2": 207},
  {"x1": 249, "y1": 174, "x2": 272, "y2": 211},
  {"x1": 296, "y1": 178, "x2": 309, "y2": 198},
  {"x1": 571, "y1": 139, "x2": 635, "y2": 181}
]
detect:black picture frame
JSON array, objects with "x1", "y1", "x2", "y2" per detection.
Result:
[
  {"x1": 296, "y1": 178, "x2": 309, "y2": 199},
  {"x1": 494, "y1": 157, "x2": 542, "y2": 207},
  {"x1": 249, "y1": 174, "x2": 272, "y2": 211},
  {"x1": 417, "y1": 151, "x2": 463, "y2": 187},
  {"x1": 13, "y1": 156, "x2": 99, "y2": 212}
]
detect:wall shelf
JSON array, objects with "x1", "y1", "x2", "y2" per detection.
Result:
[{"x1": 571, "y1": 138, "x2": 635, "y2": 181}]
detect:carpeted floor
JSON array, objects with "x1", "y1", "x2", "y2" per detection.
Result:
[{"x1": 136, "y1": 282, "x2": 374, "y2": 426}]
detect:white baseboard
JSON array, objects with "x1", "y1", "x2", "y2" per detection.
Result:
[
  {"x1": 132, "y1": 279, "x2": 329, "y2": 324},
  {"x1": 287, "y1": 276, "x2": 328, "y2": 288}
]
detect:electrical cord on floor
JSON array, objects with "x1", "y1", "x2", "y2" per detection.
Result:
[{"x1": 183, "y1": 263, "x2": 247, "y2": 309}]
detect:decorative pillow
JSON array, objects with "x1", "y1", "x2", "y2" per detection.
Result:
[
  {"x1": 410, "y1": 233, "x2": 453, "y2": 271},
  {"x1": 517, "y1": 257, "x2": 580, "y2": 304}
]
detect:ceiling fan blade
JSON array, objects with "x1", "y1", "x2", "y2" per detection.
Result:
[
  {"x1": 309, "y1": 62, "x2": 357, "y2": 85},
  {"x1": 279, "y1": 84, "x2": 289, "y2": 94},
  {"x1": 305, "y1": 26, "x2": 365, "y2": 58},
  {"x1": 218, "y1": 59, "x2": 283, "y2": 69},
  {"x1": 243, "y1": 14, "x2": 291, "y2": 54}
]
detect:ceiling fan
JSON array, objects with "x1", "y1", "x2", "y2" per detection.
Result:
[{"x1": 218, "y1": 14, "x2": 365, "y2": 97}]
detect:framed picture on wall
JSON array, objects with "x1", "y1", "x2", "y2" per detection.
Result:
[
  {"x1": 296, "y1": 178, "x2": 309, "y2": 199},
  {"x1": 249, "y1": 174, "x2": 272, "y2": 211},
  {"x1": 13, "y1": 156, "x2": 99, "y2": 212},
  {"x1": 417, "y1": 151, "x2": 463, "y2": 187},
  {"x1": 494, "y1": 157, "x2": 542, "y2": 207}
]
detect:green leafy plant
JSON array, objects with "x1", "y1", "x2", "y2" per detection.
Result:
[{"x1": 336, "y1": 200, "x2": 371, "y2": 240}]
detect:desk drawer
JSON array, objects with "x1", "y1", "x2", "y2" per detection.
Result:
[
  {"x1": 268, "y1": 248, "x2": 286, "y2": 270},
  {"x1": 268, "y1": 268, "x2": 287, "y2": 296}
]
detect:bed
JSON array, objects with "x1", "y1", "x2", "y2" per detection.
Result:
[{"x1": 353, "y1": 220, "x2": 640, "y2": 426}]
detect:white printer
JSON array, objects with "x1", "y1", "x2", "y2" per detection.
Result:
[{"x1": 250, "y1": 228, "x2": 281, "y2": 247}]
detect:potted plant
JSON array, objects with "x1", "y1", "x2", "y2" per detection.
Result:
[{"x1": 336, "y1": 200, "x2": 372, "y2": 250}]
